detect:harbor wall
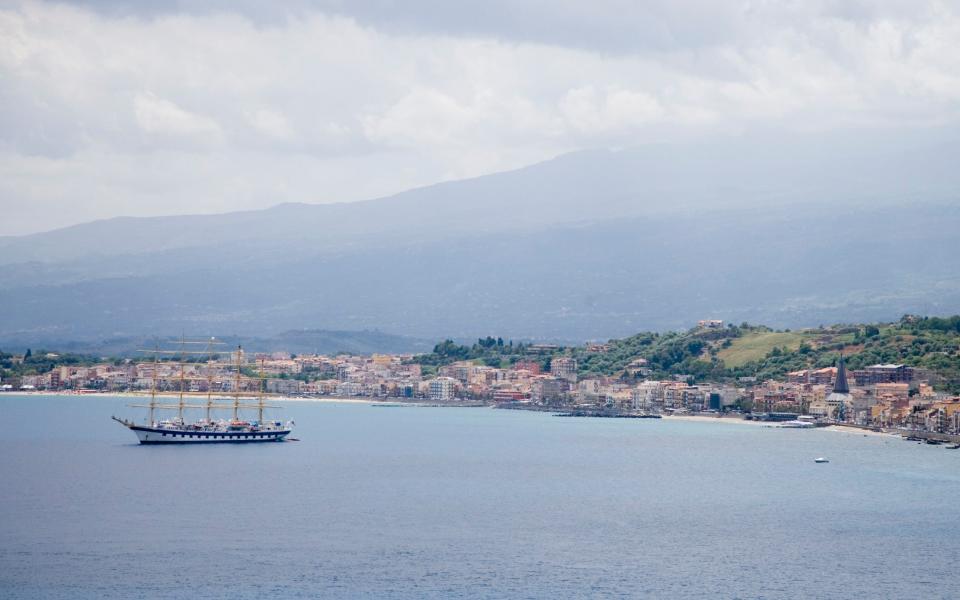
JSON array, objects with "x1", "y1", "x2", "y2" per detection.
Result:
[{"x1": 892, "y1": 429, "x2": 960, "y2": 444}]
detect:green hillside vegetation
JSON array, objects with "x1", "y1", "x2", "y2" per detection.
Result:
[
  {"x1": 413, "y1": 337, "x2": 528, "y2": 369},
  {"x1": 411, "y1": 316, "x2": 960, "y2": 393},
  {"x1": 716, "y1": 331, "x2": 809, "y2": 367}
]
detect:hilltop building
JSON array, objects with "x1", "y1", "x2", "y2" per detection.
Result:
[
  {"x1": 787, "y1": 367, "x2": 836, "y2": 385},
  {"x1": 852, "y1": 364, "x2": 914, "y2": 386}
]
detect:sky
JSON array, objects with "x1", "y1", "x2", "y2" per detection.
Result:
[{"x1": 1, "y1": 0, "x2": 959, "y2": 236}]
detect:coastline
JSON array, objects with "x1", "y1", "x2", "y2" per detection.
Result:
[
  {"x1": 0, "y1": 392, "x2": 904, "y2": 437},
  {"x1": 662, "y1": 414, "x2": 897, "y2": 437},
  {"x1": 821, "y1": 424, "x2": 891, "y2": 437},
  {"x1": 662, "y1": 414, "x2": 767, "y2": 427}
]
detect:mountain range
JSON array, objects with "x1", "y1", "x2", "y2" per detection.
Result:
[{"x1": 2, "y1": 131, "x2": 959, "y2": 351}]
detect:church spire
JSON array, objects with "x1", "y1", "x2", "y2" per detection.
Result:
[{"x1": 833, "y1": 354, "x2": 850, "y2": 394}]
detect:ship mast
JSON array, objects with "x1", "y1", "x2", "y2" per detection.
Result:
[
  {"x1": 233, "y1": 345, "x2": 242, "y2": 421},
  {"x1": 205, "y1": 337, "x2": 214, "y2": 423},
  {"x1": 150, "y1": 342, "x2": 158, "y2": 426},
  {"x1": 136, "y1": 338, "x2": 225, "y2": 425},
  {"x1": 258, "y1": 356, "x2": 266, "y2": 424},
  {"x1": 177, "y1": 335, "x2": 186, "y2": 423}
]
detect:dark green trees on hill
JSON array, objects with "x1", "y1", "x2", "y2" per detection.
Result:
[{"x1": 410, "y1": 318, "x2": 960, "y2": 392}]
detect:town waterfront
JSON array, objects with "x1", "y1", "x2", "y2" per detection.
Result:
[{"x1": 2, "y1": 394, "x2": 959, "y2": 599}]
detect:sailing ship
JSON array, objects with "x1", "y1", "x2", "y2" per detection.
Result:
[{"x1": 112, "y1": 338, "x2": 293, "y2": 444}]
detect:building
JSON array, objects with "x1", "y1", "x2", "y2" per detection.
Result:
[
  {"x1": 631, "y1": 381, "x2": 663, "y2": 411},
  {"x1": 531, "y1": 376, "x2": 568, "y2": 404},
  {"x1": 335, "y1": 363, "x2": 353, "y2": 381},
  {"x1": 551, "y1": 357, "x2": 577, "y2": 382},
  {"x1": 438, "y1": 362, "x2": 473, "y2": 383},
  {"x1": 429, "y1": 377, "x2": 457, "y2": 401},
  {"x1": 492, "y1": 390, "x2": 527, "y2": 403},
  {"x1": 753, "y1": 382, "x2": 801, "y2": 413},
  {"x1": 852, "y1": 364, "x2": 912, "y2": 386},
  {"x1": 625, "y1": 358, "x2": 650, "y2": 378},
  {"x1": 787, "y1": 367, "x2": 836, "y2": 385},
  {"x1": 528, "y1": 344, "x2": 559, "y2": 353},
  {"x1": 266, "y1": 379, "x2": 303, "y2": 395},
  {"x1": 513, "y1": 360, "x2": 541, "y2": 375}
]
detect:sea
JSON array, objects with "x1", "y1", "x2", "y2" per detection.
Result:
[{"x1": 1, "y1": 394, "x2": 958, "y2": 599}]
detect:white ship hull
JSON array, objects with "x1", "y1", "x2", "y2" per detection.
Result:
[{"x1": 129, "y1": 425, "x2": 290, "y2": 444}]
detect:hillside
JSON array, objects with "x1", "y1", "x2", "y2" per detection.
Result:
[
  {"x1": 1, "y1": 135, "x2": 959, "y2": 344},
  {"x1": 413, "y1": 316, "x2": 960, "y2": 393},
  {"x1": 715, "y1": 332, "x2": 811, "y2": 368}
]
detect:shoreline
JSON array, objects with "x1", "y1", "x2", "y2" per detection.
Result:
[
  {"x1": 662, "y1": 414, "x2": 767, "y2": 427},
  {"x1": 821, "y1": 424, "x2": 892, "y2": 437},
  {"x1": 663, "y1": 414, "x2": 895, "y2": 437},
  {"x1": 0, "y1": 392, "x2": 908, "y2": 438}
]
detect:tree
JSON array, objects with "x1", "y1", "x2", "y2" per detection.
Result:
[
  {"x1": 24, "y1": 349, "x2": 31, "y2": 359},
  {"x1": 836, "y1": 400, "x2": 847, "y2": 422}
]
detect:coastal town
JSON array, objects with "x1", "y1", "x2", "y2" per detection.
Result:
[{"x1": 3, "y1": 318, "x2": 959, "y2": 441}]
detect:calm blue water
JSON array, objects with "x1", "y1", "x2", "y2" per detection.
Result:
[{"x1": 1, "y1": 395, "x2": 958, "y2": 599}]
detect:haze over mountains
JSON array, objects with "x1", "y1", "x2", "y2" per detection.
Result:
[{"x1": 2, "y1": 133, "x2": 958, "y2": 352}]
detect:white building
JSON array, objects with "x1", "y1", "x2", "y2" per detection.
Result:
[
  {"x1": 698, "y1": 319, "x2": 724, "y2": 329},
  {"x1": 632, "y1": 381, "x2": 664, "y2": 411},
  {"x1": 429, "y1": 377, "x2": 457, "y2": 401}
]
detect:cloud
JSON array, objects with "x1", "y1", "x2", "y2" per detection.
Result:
[
  {"x1": 0, "y1": 0, "x2": 959, "y2": 234},
  {"x1": 245, "y1": 108, "x2": 295, "y2": 140},
  {"x1": 134, "y1": 92, "x2": 222, "y2": 141},
  {"x1": 560, "y1": 86, "x2": 665, "y2": 135}
]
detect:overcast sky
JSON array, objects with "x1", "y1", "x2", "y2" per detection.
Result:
[{"x1": 1, "y1": 0, "x2": 958, "y2": 235}]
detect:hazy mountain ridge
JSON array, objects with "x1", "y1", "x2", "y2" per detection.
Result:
[
  {"x1": 3, "y1": 133, "x2": 957, "y2": 266},
  {"x1": 0, "y1": 329, "x2": 433, "y2": 357},
  {"x1": 1, "y1": 137, "x2": 958, "y2": 345},
  {"x1": 1, "y1": 203, "x2": 957, "y2": 343}
]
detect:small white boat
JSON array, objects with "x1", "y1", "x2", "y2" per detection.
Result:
[
  {"x1": 814, "y1": 457, "x2": 829, "y2": 463},
  {"x1": 781, "y1": 420, "x2": 815, "y2": 428}
]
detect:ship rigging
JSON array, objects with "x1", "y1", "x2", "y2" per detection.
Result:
[{"x1": 112, "y1": 337, "x2": 293, "y2": 444}]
